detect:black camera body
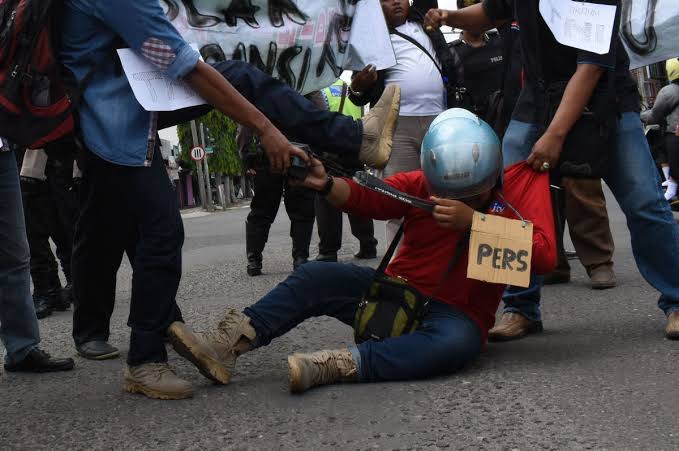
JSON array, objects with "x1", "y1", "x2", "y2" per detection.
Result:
[{"x1": 242, "y1": 141, "x2": 364, "y2": 180}]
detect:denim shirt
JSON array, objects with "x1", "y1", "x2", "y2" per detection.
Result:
[{"x1": 60, "y1": 0, "x2": 200, "y2": 166}]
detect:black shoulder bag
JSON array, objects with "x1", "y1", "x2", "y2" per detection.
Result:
[{"x1": 354, "y1": 225, "x2": 470, "y2": 343}]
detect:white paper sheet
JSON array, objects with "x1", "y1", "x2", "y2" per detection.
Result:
[
  {"x1": 344, "y1": 0, "x2": 396, "y2": 71},
  {"x1": 539, "y1": 0, "x2": 617, "y2": 55},
  {"x1": 117, "y1": 48, "x2": 206, "y2": 112}
]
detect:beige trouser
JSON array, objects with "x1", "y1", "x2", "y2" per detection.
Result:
[
  {"x1": 553, "y1": 177, "x2": 615, "y2": 274},
  {"x1": 380, "y1": 115, "x2": 437, "y2": 249}
]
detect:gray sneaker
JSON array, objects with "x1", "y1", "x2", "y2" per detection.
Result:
[
  {"x1": 123, "y1": 363, "x2": 193, "y2": 400},
  {"x1": 359, "y1": 84, "x2": 401, "y2": 169}
]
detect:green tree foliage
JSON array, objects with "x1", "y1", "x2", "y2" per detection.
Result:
[{"x1": 177, "y1": 111, "x2": 242, "y2": 175}]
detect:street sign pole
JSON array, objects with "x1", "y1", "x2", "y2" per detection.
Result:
[
  {"x1": 199, "y1": 123, "x2": 214, "y2": 212},
  {"x1": 190, "y1": 120, "x2": 207, "y2": 210}
]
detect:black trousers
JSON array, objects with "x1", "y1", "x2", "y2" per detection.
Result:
[
  {"x1": 246, "y1": 171, "x2": 315, "y2": 260},
  {"x1": 315, "y1": 196, "x2": 377, "y2": 255},
  {"x1": 21, "y1": 150, "x2": 77, "y2": 296},
  {"x1": 72, "y1": 146, "x2": 183, "y2": 366}
]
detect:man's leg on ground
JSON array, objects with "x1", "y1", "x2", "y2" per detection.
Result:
[
  {"x1": 562, "y1": 177, "x2": 616, "y2": 289},
  {"x1": 288, "y1": 301, "x2": 482, "y2": 392},
  {"x1": 283, "y1": 183, "x2": 315, "y2": 269},
  {"x1": 315, "y1": 195, "x2": 343, "y2": 261},
  {"x1": 0, "y1": 150, "x2": 73, "y2": 372},
  {"x1": 353, "y1": 302, "x2": 482, "y2": 382},
  {"x1": 348, "y1": 213, "x2": 378, "y2": 259},
  {"x1": 245, "y1": 262, "x2": 374, "y2": 346},
  {"x1": 603, "y1": 113, "x2": 679, "y2": 337},
  {"x1": 125, "y1": 147, "x2": 185, "y2": 367},
  {"x1": 246, "y1": 171, "x2": 284, "y2": 275},
  {"x1": 21, "y1": 177, "x2": 60, "y2": 318},
  {"x1": 71, "y1": 149, "x2": 127, "y2": 359}
]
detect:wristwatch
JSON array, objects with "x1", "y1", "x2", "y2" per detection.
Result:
[
  {"x1": 348, "y1": 84, "x2": 364, "y2": 97},
  {"x1": 318, "y1": 175, "x2": 334, "y2": 196}
]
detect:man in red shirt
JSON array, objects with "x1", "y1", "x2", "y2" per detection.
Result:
[{"x1": 168, "y1": 113, "x2": 556, "y2": 393}]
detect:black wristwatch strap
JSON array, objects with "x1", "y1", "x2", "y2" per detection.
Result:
[{"x1": 318, "y1": 175, "x2": 334, "y2": 196}]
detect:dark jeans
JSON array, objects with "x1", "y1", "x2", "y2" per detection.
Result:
[
  {"x1": 315, "y1": 196, "x2": 377, "y2": 255},
  {"x1": 215, "y1": 61, "x2": 362, "y2": 155},
  {"x1": 247, "y1": 171, "x2": 315, "y2": 260},
  {"x1": 21, "y1": 150, "x2": 77, "y2": 295},
  {"x1": 0, "y1": 150, "x2": 40, "y2": 365},
  {"x1": 244, "y1": 262, "x2": 482, "y2": 382},
  {"x1": 72, "y1": 146, "x2": 183, "y2": 365}
]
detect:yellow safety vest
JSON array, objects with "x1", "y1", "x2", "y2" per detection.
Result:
[{"x1": 322, "y1": 81, "x2": 363, "y2": 119}]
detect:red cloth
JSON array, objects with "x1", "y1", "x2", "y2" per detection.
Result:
[{"x1": 341, "y1": 162, "x2": 556, "y2": 342}]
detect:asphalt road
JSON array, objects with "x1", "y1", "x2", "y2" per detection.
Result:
[{"x1": 2, "y1": 193, "x2": 679, "y2": 450}]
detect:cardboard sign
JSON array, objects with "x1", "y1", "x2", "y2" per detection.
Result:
[{"x1": 466, "y1": 212, "x2": 534, "y2": 288}]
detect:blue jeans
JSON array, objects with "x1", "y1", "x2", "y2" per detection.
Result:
[
  {"x1": 0, "y1": 151, "x2": 40, "y2": 365},
  {"x1": 244, "y1": 261, "x2": 482, "y2": 382},
  {"x1": 501, "y1": 113, "x2": 679, "y2": 321}
]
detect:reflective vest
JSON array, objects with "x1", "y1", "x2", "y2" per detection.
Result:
[{"x1": 323, "y1": 81, "x2": 363, "y2": 119}]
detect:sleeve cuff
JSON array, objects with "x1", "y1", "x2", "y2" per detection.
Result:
[{"x1": 165, "y1": 44, "x2": 200, "y2": 80}]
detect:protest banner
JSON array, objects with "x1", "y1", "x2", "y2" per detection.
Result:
[
  {"x1": 161, "y1": 0, "x2": 396, "y2": 94},
  {"x1": 621, "y1": 0, "x2": 679, "y2": 69}
]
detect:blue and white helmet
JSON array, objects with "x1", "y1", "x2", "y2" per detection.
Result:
[{"x1": 421, "y1": 108, "x2": 502, "y2": 199}]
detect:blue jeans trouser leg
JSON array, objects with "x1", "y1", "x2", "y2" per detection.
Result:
[
  {"x1": 244, "y1": 261, "x2": 482, "y2": 382},
  {"x1": 603, "y1": 113, "x2": 679, "y2": 314},
  {"x1": 500, "y1": 120, "x2": 545, "y2": 321},
  {"x1": 0, "y1": 150, "x2": 40, "y2": 365}
]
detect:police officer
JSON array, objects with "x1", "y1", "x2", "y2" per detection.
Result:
[
  {"x1": 237, "y1": 124, "x2": 316, "y2": 276},
  {"x1": 315, "y1": 80, "x2": 378, "y2": 262},
  {"x1": 448, "y1": 0, "x2": 506, "y2": 122}
]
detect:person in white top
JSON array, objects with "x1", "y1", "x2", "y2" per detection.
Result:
[{"x1": 349, "y1": 0, "x2": 449, "y2": 245}]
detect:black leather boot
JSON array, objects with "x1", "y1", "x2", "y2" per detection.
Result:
[
  {"x1": 246, "y1": 221, "x2": 268, "y2": 277},
  {"x1": 291, "y1": 220, "x2": 312, "y2": 272},
  {"x1": 247, "y1": 253, "x2": 263, "y2": 276},
  {"x1": 33, "y1": 295, "x2": 52, "y2": 319}
]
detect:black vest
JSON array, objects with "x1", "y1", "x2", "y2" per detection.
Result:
[{"x1": 450, "y1": 32, "x2": 505, "y2": 116}]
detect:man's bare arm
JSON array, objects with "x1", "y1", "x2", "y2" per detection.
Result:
[
  {"x1": 424, "y1": 4, "x2": 507, "y2": 34},
  {"x1": 526, "y1": 64, "x2": 605, "y2": 171}
]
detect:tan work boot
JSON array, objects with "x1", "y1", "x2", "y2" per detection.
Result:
[
  {"x1": 123, "y1": 363, "x2": 193, "y2": 400},
  {"x1": 359, "y1": 84, "x2": 401, "y2": 169},
  {"x1": 665, "y1": 312, "x2": 679, "y2": 339},
  {"x1": 288, "y1": 348, "x2": 358, "y2": 393},
  {"x1": 588, "y1": 264, "x2": 616, "y2": 290},
  {"x1": 203, "y1": 309, "x2": 257, "y2": 370},
  {"x1": 168, "y1": 321, "x2": 232, "y2": 384},
  {"x1": 488, "y1": 312, "x2": 543, "y2": 342}
]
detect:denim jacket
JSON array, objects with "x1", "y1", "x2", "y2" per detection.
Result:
[{"x1": 60, "y1": 0, "x2": 200, "y2": 166}]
